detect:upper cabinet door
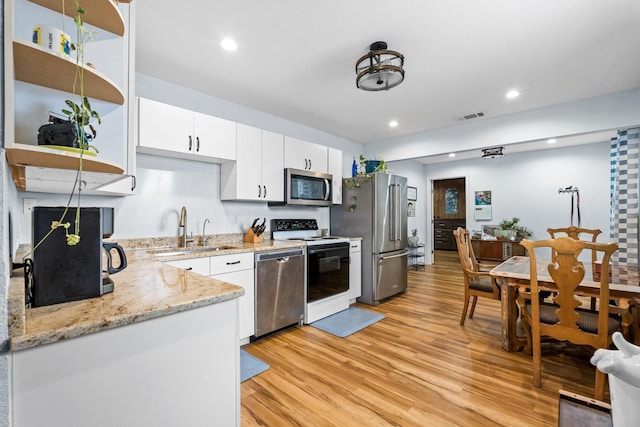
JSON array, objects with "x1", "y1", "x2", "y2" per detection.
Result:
[
  {"x1": 194, "y1": 112, "x2": 236, "y2": 161},
  {"x1": 284, "y1": 137, "x2": 327, "y2": 173},
  {"x1": 235, "y1": 124, "x2": 263, "y2": 200},
  {"x1": 261, "y1": 130, "x2": 284, "y2": 202},
  {"x1": 138, "y1": 98, "x2": 193, "y2": 153}
]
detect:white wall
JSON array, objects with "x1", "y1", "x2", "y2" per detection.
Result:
[{"x1": 422, "y1": 141, "x2": 610, "y2": 264}]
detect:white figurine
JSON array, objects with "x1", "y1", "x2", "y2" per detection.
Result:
[{"x1": 591, "y1": 332, "x2": 640, "y2": 427}]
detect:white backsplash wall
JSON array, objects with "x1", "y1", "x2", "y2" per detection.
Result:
[
  {"x1": 13, "y1": 153, "x2": 332, "y2": 244},
  {"x1": 115, "y1": 154, "x2": 331, "y2": 239}
]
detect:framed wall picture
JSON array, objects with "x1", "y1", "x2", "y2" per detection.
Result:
[{"x1": 407, "y1": 186, "x2": 417, "y2": 201}]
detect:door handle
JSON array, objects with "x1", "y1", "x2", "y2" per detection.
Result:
[
  {"x1": 324, "y1": 179, "x2": 330, "y2": 201},
  {"x1": 188, "y1": 135, "x2": 193, "y2": 151},
  {"x1": 196, "y1": 136, "x2": 200, "y2": 152},
  {"x1": 380, "y1": 251, "x2": 408, "y2": 260},
  {"x1": 263, "y1": 185, "x2": 267, "y2": 198},
  {"x1": 258, "y1": 185, "x2": 262, "y2": 198}
]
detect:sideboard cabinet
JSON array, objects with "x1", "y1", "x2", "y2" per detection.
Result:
[{"x1": 471, "y1": 239, "x2": 526, "y2": 262}]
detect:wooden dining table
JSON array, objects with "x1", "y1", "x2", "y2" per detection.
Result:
[{"x1": 490, "y1": 256, "x2": 640, "y2": 352}]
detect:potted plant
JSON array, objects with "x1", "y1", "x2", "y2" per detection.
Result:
[
  {"x1": 408, "y1": 229, "x2": 419, "y2": 247},
  {"x1": 32, "y1": 0, "x2": 100, "y2": 251},
  {"x1": 496, "y1": 217, "x2": 532, "y2": 241}
]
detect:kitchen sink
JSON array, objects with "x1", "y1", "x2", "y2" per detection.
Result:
[{"x1": 149, "y1": 245, "x2": 237, "y2": 257}]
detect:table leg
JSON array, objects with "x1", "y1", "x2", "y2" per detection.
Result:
[{"x1": 498, "y1": 278, "x2": 518, "y2": 352}]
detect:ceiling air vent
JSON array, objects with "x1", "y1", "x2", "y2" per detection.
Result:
[{"x1": 454, "y1": 111, "x2": 486, "y2": 122}]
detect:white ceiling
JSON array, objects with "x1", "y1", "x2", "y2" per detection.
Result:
[{"x1": 135, "y1": 0, "x2": 640, "y2": 146}]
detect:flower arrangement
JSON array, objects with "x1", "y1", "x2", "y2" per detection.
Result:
[{"x1": 412, "y1": 228, "x2": 418, "y2": 236}]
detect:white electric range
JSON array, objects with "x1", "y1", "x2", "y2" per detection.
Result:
[{"x1": 272, "y1": 219, "x2": 351, "y2": 323}]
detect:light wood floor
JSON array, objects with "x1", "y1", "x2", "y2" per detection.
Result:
[{"x1": 240, "y1": 251, "x2": 600, "y2": 426}]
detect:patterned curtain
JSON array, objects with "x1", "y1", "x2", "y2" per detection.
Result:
[{"x1": 610, "y1": 127, "x2": 640, "y2": 265}]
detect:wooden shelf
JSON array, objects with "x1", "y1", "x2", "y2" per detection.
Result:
[
  {"x1": 28, "y1": 0, "x2": 126, "y2": 36},
  {"x1": 13, "y1": 40, "x2": 125, "y2": 104},
  {"x1": 6, "y1": 144, "x2": 124, "y2": 191}
]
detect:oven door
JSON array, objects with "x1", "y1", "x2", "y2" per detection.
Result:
[{"x1": 307, "y1": 242, "x2": 350, "y2": 303}]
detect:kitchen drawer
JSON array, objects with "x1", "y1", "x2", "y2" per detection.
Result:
[
  {"x1": 210, "y1": 252, "x2": 254, "y2": 274},
  {"x1": 434, "y1": 230, "x2": 448, "y2": 238},
  {"x1": 434, "y1": 220, "x2": 451, "y2": 230},
  {"x1": 164, "y1": 257, "x2": 210, "y2": 276}
]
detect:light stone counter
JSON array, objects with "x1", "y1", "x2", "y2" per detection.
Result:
[{"x1": 8, "y1": 238, "x2": 306, "y2": 351}]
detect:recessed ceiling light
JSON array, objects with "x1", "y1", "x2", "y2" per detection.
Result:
[
  {"x1": 448, "y1": 153, "x2": 456, "y2": 158},
  {"x1": 389, "y1": 120, "x2": 398, "y2": 128},
  {"x1": 220, "y1": 38, "x2": 237, "y2": 51},
  {"x1": 547, "y1": 138, "x2": 557, "y2": 144},
  {"x1": 506, "y1": 89, "x2": 520, "y2": 99}
]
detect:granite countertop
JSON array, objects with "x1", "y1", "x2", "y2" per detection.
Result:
[{"x1": 8, "y1": 238, "x2": 306, "y2": 352}]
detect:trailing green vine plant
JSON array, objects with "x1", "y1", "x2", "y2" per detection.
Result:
[
  {"x1": 343, "y1": 154, "x2": 387, "y2": 212},
  {"x1": 32, "y1": 0, "x2": 100, "y2": 252}
]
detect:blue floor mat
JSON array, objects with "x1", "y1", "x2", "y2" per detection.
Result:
[
  {"x1": 310, "y1": 307, "x2": 385, "y2": 338},
  {"x1": 240, "y1": 349, "x2": 270, "y2": 382}
]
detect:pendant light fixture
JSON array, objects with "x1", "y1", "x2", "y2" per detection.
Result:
[{"x1": 355, "y1": 41, "x2": 405, "y2": 91}]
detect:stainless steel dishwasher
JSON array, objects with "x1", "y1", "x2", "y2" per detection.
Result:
[{"x1": 254, "y1": 248, "x2": 305, "y2": 338}]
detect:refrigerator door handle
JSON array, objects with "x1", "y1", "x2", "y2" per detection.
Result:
[
  {"x1": 389, "y1": 184, "x2": 396, "y2": 241},
  {"x1": 379, "y1": 250, "x2": 409, "y2": 260},
  {"x1": 393, "y1": 184, "x2": 401, "y2": 241}
]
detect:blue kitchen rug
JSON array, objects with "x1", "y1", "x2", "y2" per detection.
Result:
[
  {"x1": 310, "y1": 307, "x2": 385, "y2": 338},
  {"x1": 240, "y1": 349, "x2": 270, "y2": 382}
]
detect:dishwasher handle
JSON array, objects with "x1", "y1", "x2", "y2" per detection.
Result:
[{"x1": 255, "y1": 249, "x2": 304, "y2": 262}]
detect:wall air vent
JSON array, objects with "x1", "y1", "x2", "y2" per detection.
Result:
[{"x1": 454, "y1": 111, "x2": 486, "y2": 122}]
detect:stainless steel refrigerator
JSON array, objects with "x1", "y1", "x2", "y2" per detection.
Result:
[{"x1": 331, "y1": 173, "x2": 408, "y2": 305}]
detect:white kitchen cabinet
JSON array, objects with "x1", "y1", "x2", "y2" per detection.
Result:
[
  {"x1": 221, "y1": 124, "x2": 284, "y2": 202},
  {"x1": 5, "y1": 0, "x2": 136, "y2": 195},
  {"x1": 328, "y1": 147, "x2": 343, "y2": 205},
  {"x1": 284, "y1": 136, "x2": 328, "y2": 172},
  {"x1": 137, "y1": 97, "x2": 237, "y2": 163},
  {"x1": 348, "y1": 240, "x2": 362, "y2": 302},
  {"x1": 210, "y1": 253, "x2": 255, "y2": 342},
  {"x1": 12, "y1": 300, "x2": 240, "y2": 427}
]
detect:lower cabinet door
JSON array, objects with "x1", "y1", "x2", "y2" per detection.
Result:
[{"x1": 211, "y1": 269, "x2": 255, "y2": 341}]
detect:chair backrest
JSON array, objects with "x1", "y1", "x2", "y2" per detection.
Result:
[
  {"x1": 547, "y1": 226, "x2": 602, "y2": 263},
  {"x1": 453, "y1": 227, "x2": 481, "y2": 274},
  {"x1": 519, "y1": 237, "x2": 618, "y2": 347}
]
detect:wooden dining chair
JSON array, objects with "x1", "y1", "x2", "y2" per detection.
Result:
[
  {"x1": 518, "y1": 237, "x2": 619, "y2": 400},
  {"x1": 453, "y1": 227, "x2": 501, "y2": 326},
  {"x1": 548, "y1": 226, "x2": 603, "y2": 310}
]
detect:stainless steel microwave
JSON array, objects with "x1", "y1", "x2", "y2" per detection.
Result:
[{"x1": 269, "y1": 168, "x2": 333, "y2": 207}]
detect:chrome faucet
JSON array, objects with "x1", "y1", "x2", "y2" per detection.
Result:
[
  {"x1": 179, "y1": 206, "x2": 189, "y2": 247},
  {"x1": 201, "y1": 218, "x2": 211, "y2": 246}
]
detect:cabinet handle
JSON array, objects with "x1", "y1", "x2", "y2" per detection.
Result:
[
  {"x1": 196, "y1": 136, "x2": 200, "y2": 152},
  {"x1": 263, "y1": 185, "x2": 267, "y2": 198},
  {"x1": 131, "y1": 175, "x2": 136, "y2": 191},
  {"x1": 188, "y1": 135, "x2": 193, "y2": 151},
  {"x1": 258, "y1": 185, "x2": 262, "y2": 197},
  {"x1": 226, "y1": 260, "x2": 241, "y2": 265},
  {"x1": 304, "y1": 159, "x2": 309, "y2": 169},
  {"x1": 185, "y1": 267, "x2": 193, "y2": 271},
  {"x1": 308, "y1": 159, "x2": 312, "y2": 170}
]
